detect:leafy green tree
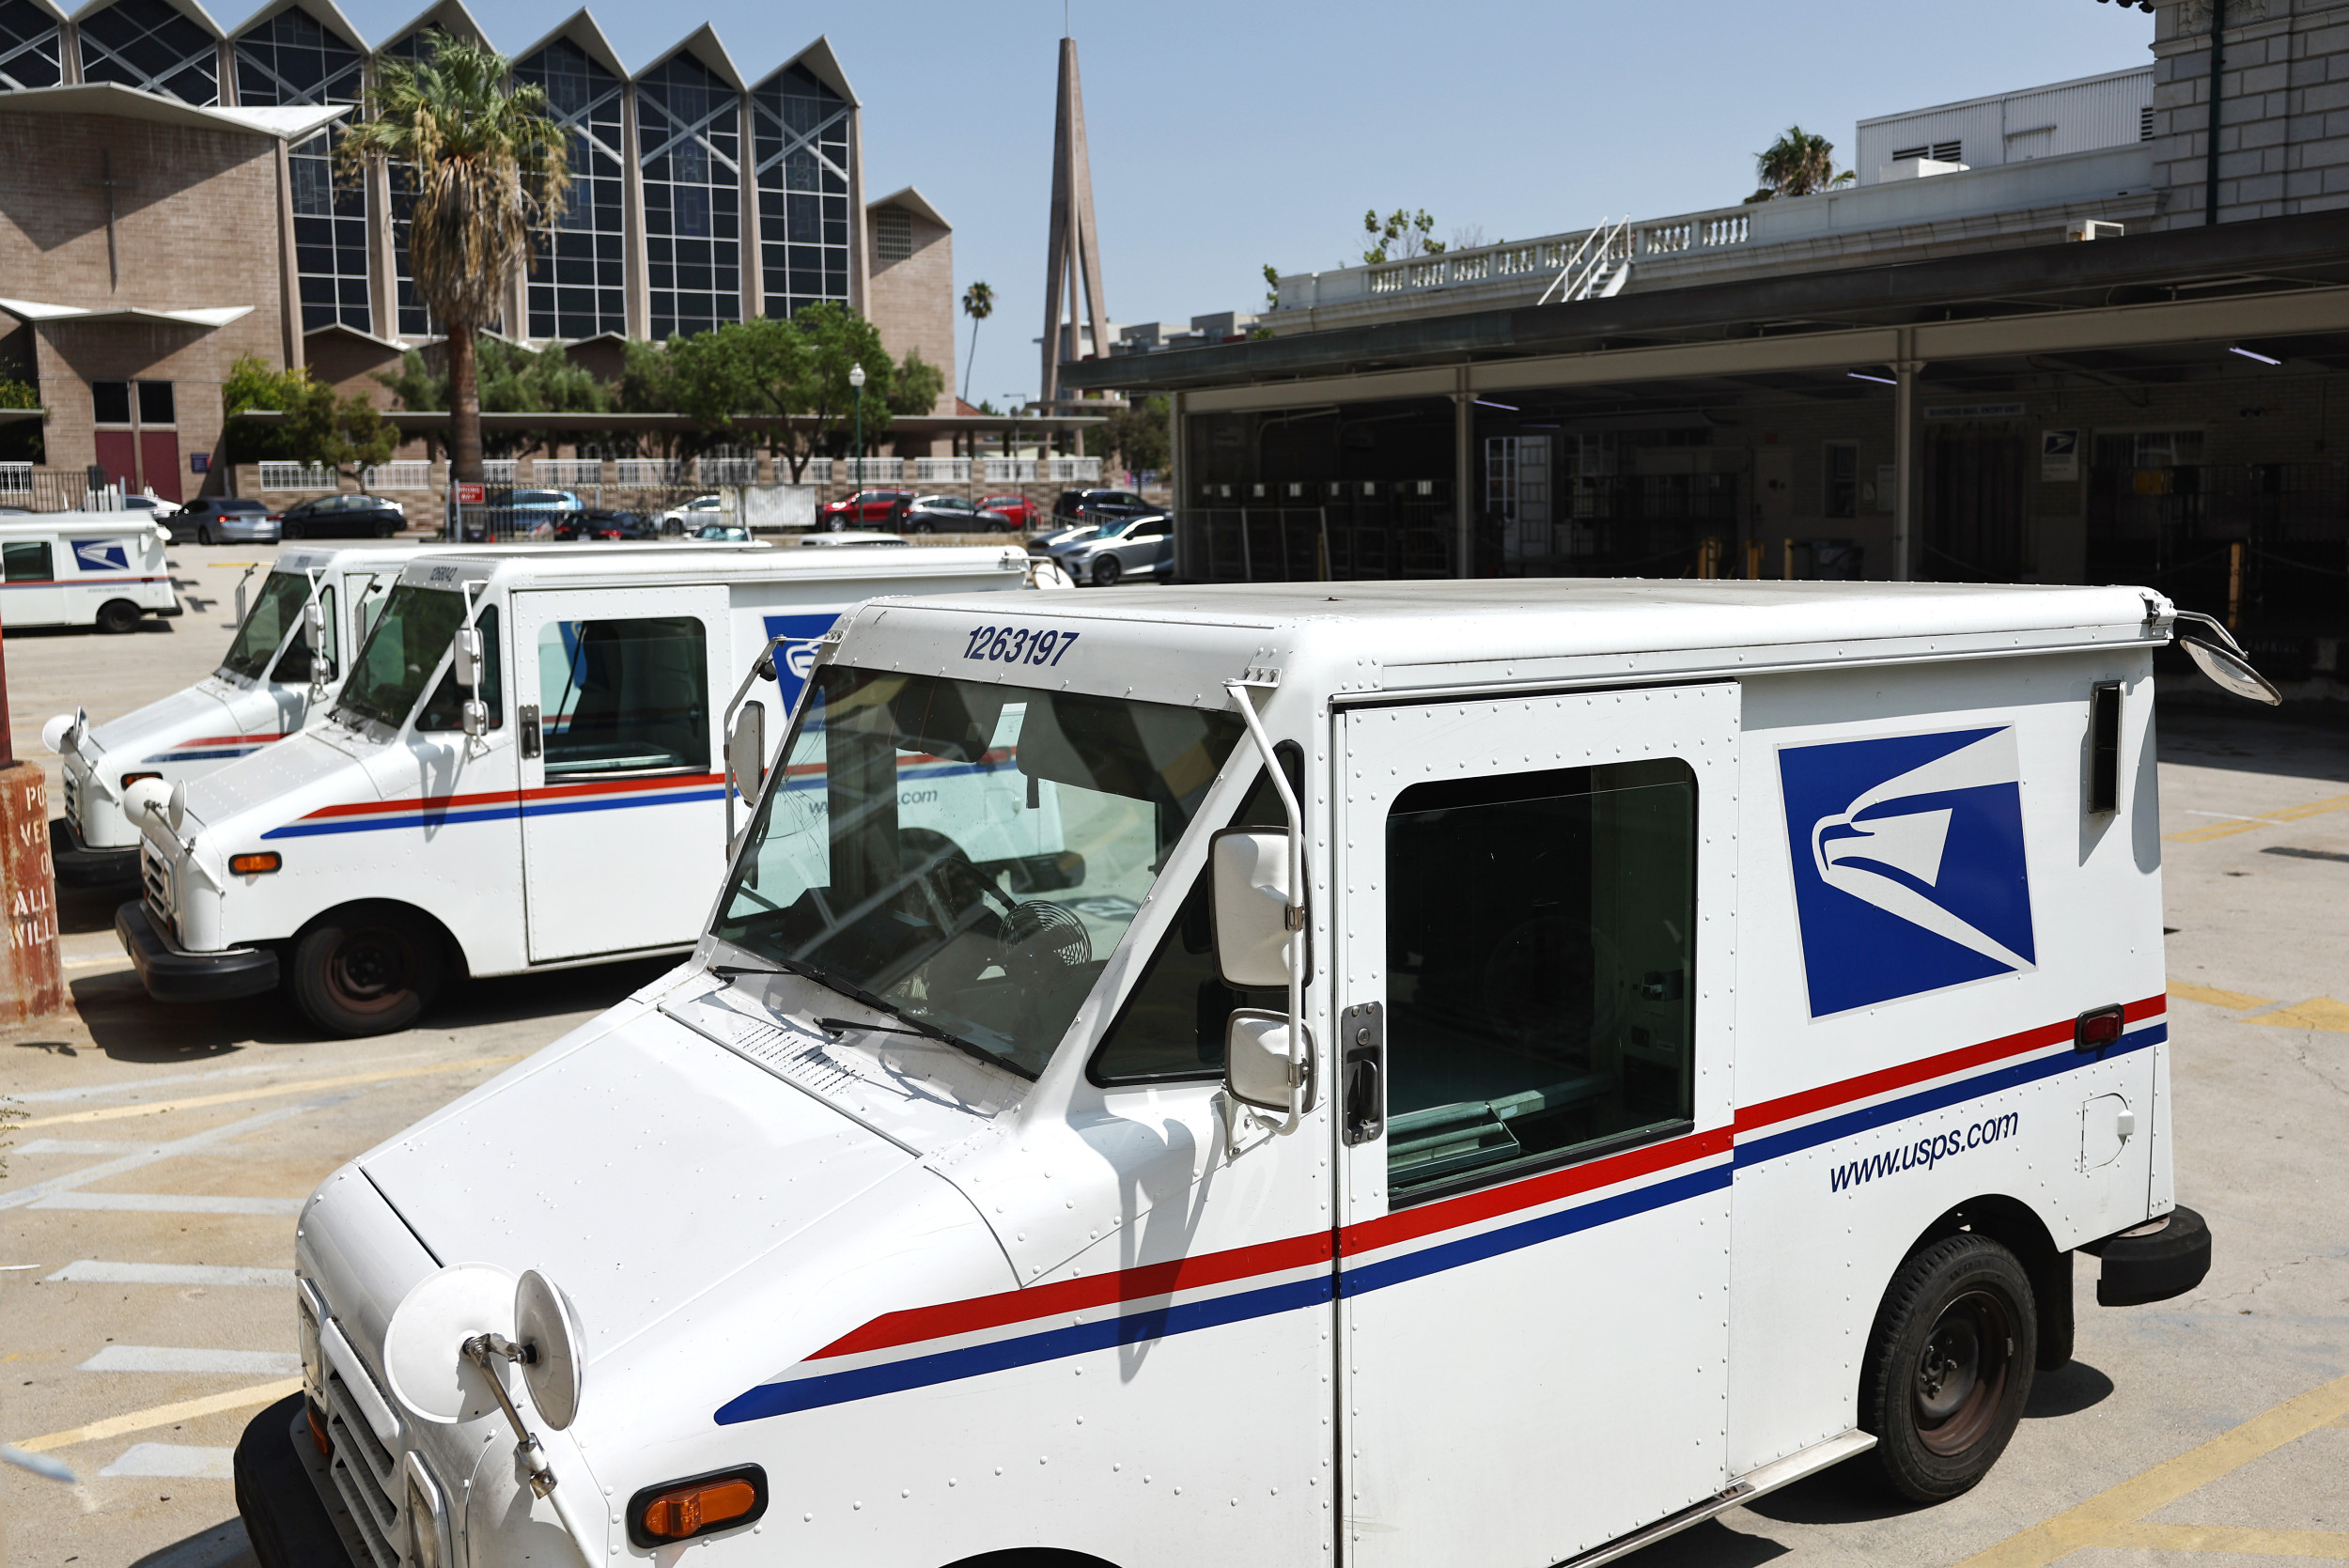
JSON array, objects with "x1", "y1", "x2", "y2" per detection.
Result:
[
  {"x1": 1361, "y1": 209, "x2": 1444, "y2": 265},
  {"x1": 1262, "y1": 262, "x2": 1281, "y2": 308},
  {"x1": 338, "y1": 32, "x2": 568, "y2": 483},
  {"x1": 1752, "y1": 126, "x2": 1855, "y2": 199},
  {"x1": 378, "y1": 340, "x2": 614, "y2": 459},
  {"x1": 1100, "y1": 394, "x2": 1169, "y2": 479},
  {"x1": 889, "y1": 349, "x2": 944, "y2": 419},
  {"x1": 0, "y1": 377, "x2": 43, "y2": 463},
  {"x1": 959, "y1": 281, "x2": 993, "y2": 404}
]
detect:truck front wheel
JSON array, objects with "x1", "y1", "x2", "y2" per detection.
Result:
[
  {"x1": 1860, "y1": 1232, "x2": 2037, "y2": 1502},
  {"x1": 289, "y1": 905, "x2": 444, "y2": 1037}
]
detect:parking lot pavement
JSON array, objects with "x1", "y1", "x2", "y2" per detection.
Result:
[{"x1": 2, "y1": 630, "x2": 2343, "y2": 1567}]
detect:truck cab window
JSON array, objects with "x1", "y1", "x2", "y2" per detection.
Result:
[
  {"x1": 270, "y1": 586, "x2": 335, "y2": 684},
  {"x1": 4, "y1": 541, "x2": 53, "y2": 582},
  {"x1": 218, "y1": 571, "x2": 311, "y2": 681},
  {"x1": 1384, "y1": 758, "x2": 1696, "y2": 1203},
  {"x1": 416, "y1": 606, "x2": 502, "y2": 732},
  {"x1": 1089, "y1": 764, "x2": 1293, "y2": 1085},
  {"x1": 536, "y1": 616, "x2": 708, "y2": 774}
]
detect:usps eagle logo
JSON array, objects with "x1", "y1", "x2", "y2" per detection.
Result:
[
  {"x1": 1778, "y1": 726, "x2": 2037, "y2": 1017},
  {"x1": 71, "y1": 539, "x2": 129, "y2": 573},
  {"x1": 760, "y1": 612, "x2": 842, "y2": 712}
]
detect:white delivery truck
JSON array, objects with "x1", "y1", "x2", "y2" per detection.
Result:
[
  {"x1": 117, "y1": 545, "x2": 1066, "y2": 1036},
  {"x1": 45, "y1": 542, "x2": 773, "y2": 887},
  {"x1": 0, "y1": 514, "x2": 178, "y2": 632},
  {"x1": 235, "y1": 579, "x2": 2248, "y2": 1568}
]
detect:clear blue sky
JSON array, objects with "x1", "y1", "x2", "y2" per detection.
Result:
[{"x1": 327, "y1": 0, "x2": 2156, "y2": 407}]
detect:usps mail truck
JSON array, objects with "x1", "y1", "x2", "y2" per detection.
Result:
[
  {"x1": 0, "y1": 515, "x2": 177, "y2": 632},
  {"x1": 237, "y1": 580, "x2": 2241, "y2": 1568},
  {"x1": 45, "y1": 542, "x2": 773, "y2": 887},
  {"x1": 117, "y1": 545, "x2": 1067, "y2": 1036}
]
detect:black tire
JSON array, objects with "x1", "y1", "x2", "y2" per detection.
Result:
[
  {"x1": 909, "y1": 518, "x2": 933, "y2": 535},
  {"x1": 197, "y1": 523, "x2": 215, "y2": 546},
  {"x1": 288, "y1": 905, "x2": 444, "y2": 1037},
  {"x1": 1092, "y1": 555, "x2": 1123, "y2": 587},
  {"x1": 96, "y1": 598, "x2": 143, "y2": 634},
  {"x1": 1860, "y1": 1233, "x2": 2037, "y2": 1502}
]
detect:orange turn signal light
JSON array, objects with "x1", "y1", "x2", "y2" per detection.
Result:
[
  {"x1": 229, "y1": 852, "x2": 281, "y2": 876},
  {"x1": 305, "y1": 1398, "x2": 332, "y2": 1459},
  {"x1": 120, "y1": 771, "x2": 162, "y2": 787},
  {"x1": 629, "y1": 1468, "x2": 766, "y2": 1546}
]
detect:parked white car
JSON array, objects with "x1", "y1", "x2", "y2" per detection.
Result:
[{"x1": 661, "y1": 493, "x2": 728, "y2": 530}]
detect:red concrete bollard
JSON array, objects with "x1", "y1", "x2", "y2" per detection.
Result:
[{"x1": 0, "y1": 760, "x2": 66, "y2": 1023}]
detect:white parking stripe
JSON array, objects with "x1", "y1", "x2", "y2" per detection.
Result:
[
  {"x1": 31, "y1": 1192, "x2": 304, "y2": 1216},
  {"x1": 14, "y1": 1140, "x2": 179, "y2": 1156},
  {"x1": 99, "y1": 1443, "x2": 236, "y2": 1480},
  {"x1": 80, "y1": 1347, "x2": 303, "y2": 1375},
  {"x1": 46, "y1": 1261, "x2": 295, "y2": 1288},
  {"x1": 12, "y1": 1063, "x2": 292, "y2": 1103},
  {"x1": 0, "y1": 1096, "x2": 356, "y2": 1213}
]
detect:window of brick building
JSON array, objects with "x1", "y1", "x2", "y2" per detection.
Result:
[{"x1": 753, "y1": 62, "x2": 854, "y2": 320}]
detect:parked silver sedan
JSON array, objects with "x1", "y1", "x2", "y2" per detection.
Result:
[{"x1": 1051, "y1": 512, "x2": 1174, "y2": 586}]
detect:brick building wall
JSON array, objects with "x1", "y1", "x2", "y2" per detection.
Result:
[
  {"x1": 0, "y1": 107, "x2": 290, "y2": 496},
  {"x1": 863, "y1": 196, "x2": 958, "y2": 435},
  {"x1": 2152, "y1": 0, "x2": 2349, "y2": 226}
]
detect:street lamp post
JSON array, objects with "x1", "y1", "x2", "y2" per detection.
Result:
[{"x1": 848, "y1": 363, "x2": 866, "y2": 494}]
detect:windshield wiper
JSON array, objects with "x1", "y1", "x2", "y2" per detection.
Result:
[{"x1": 710, "y1": 947, "x2": 1022, "y2": 1076}]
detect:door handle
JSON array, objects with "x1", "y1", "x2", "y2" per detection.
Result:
[
  {"x1": 519, "y1": 704, "x2": 541, "y2": 760},
  {"x1": 1342, "y1": 1001, "x2": 1384, "y2": 1146}
]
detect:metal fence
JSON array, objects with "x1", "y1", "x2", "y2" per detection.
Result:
[
  {"x1": 363, "y1": 460, "x2": 432, "y2": 489},
  {"x1": 257, "y1": 461, "x2": 334, "y2": 490},
  {"x1": 2088, "y1": 462, "x2": 2349, "y2": 655},
  {"x1": 0, "y1": 465, "x2": 122, "y2": 511}
]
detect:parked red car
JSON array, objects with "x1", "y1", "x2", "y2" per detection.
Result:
[
  {"x1": 977, "y1": 493, "x2": 1041, "y2": 531},
  {"x1": 817, "y1": 489, "x2": 913, "y2": 527}
]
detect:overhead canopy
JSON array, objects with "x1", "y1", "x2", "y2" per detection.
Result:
[
  {"x1": 231, "y1": 411, "x2": 1104, "y2": 433},
  {"x1": 0, "y1": 298, "x2": 254, "y2": 328},
  {"x1": 1064, "y1": 208, "x2": 2349, "y2": 414},
  {"x1": 0, "y1": 83, "x2": 347, "y2": 140}
]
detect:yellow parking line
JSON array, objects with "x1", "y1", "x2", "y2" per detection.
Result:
[
  {"x1": 1952, "y1": 1371, "x2": 2349, "y2": 1567},
  {"x1": 2098, "y1": 1522, "x2": 2349, "y2": 1557},
  {"x1": 2168, "y1": 982, "x2": 2277, "y2": 1011},
  {"x1": 2165, "y1": 792, "x2": 2349, "y2": 843},
  {"x1": 2241, "y1": 997, "x2": 2349, "y2": 1033},
  {"x1": 12, "y1": 1377, "x2": 302, "y2": 1452},
  {"x1": 19, "y1": 1054, "x2": 527, "y2": 1127}
]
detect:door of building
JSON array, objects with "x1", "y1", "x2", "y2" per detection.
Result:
[
  {"x1": 1336, "y1": 684, "x2": 1741, "y2": 1568},
  {"x1": 1924, "y1": 429, "x2": 2029, "y2": 580},
  {"x1": 515, "y1": 587, "x2": 729, "y2": 963}
]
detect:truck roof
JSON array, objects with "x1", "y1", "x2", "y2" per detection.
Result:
[
  {"x1": 860, "y1": 579, "x2": 2170, "y2": 703},
  {"x1": 397, "y1": 543, "x2": 1034, "y2": 592}
]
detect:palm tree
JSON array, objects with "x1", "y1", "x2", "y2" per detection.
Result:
[
  {"x1": 340, "y1": 34, "x2": 568, "y2": 483},
  {"x1": 1755, "y1": 126, "x2": 1854, "y2": 199},
  {"x1": 960, "y1": 281, "x2": 994, "y2": 405}
]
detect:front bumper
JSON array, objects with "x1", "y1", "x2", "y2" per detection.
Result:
[
  {"x1": 234, "y1": 1394, "x2": 367, "y2": 1568},
  {"x1": 50, "y1": 815, "x2": 141, "y2": 888},
  {"x1": 2087, "y1": 1204, "x2": 2214, "y2": 1306},
  {"x1": 116, "y1": 900, "x2": 280, "y2": 1002}
]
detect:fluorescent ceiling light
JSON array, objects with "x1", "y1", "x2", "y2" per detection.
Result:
[
  {"x1": 1847, "y1": 371, "x2": 1898, "y2": 385},
  {"x1": 1474, "y1": 398, "x2": 1519, "y2": 411},
  {"x1": 2230, "y1": 346, "x2": 2283, "y2": 365}
]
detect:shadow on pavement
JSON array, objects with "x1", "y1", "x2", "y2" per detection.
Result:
[
  {"x1": 1737, "y1": 1456, "x2": 1927, "y2": 1527},
  {"x1": 2025, "y1": 1358, "x2": 2116, "y2": 1420},
  {"x1": 1610, "y1": 1516, "x2": 1793, "y2": 1567},
  {"x1": 61, "y1": 881, "x2": 136, "y2": 938},
  {"x1": 126, "y1": 1517, "x2": 256, "y2": 1568},
  {"x1": 67, "y1": 951, "x2": 677, "y2": 1061},
  {"x1": 2157, "y1": 703, "x2": 2349, "y2": 784}
]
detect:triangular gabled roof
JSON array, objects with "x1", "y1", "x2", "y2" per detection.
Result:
[
  {"x1": 868, "y1": 185, "x2": 949, "y2": 231},
  {"x1": 302, "y1": 320, "x2": 409, "y2": 353},
  {"x1": 756, "y1": 34, "x2": 855, "y2": 108},
  {"x1": 232, "y1": 0, "x2": 371, "y2": 57},
  {"x1": 635, "y1": 23, "x2": 743, "y2": 92},
  {"x1": 511, "y1": 8, "x2": 626, "y2": 82},
  {"x1": 373, "y1": 0, "x2": 487, "y2": 57},
  {"x1": 70, "y1": 0, "x2": 221, "y2": 39}
]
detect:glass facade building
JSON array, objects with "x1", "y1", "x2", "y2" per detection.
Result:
[
  {"x1": 753, "y1": 63, "x2": 851, "y2": 320},
  {"x1": 235, "y1": 8, "x2": 370, "y2": 333},
  {"x1": 515, "y1": 38, "x2": 628, "y2": 340},
  {"x1": 637, "y1": 53, "x2": 741, "y2": 340}
]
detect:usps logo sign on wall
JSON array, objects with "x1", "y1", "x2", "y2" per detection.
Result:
[
  {"x1": 71, "y1": 539, "x2": 128, "y2": 573},
  {"x1": 1778, "y1": 726, "x2": 2037, "y2": 1017}
]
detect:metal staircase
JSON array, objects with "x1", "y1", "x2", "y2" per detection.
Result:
[{"x1": 1536, "y1": 217, "x2": 1633, "y2": 306}]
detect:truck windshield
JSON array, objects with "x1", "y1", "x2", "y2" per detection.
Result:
[
  {"x1": 216, "y1": 571, "x2": 311, "y2": 682},
  {"x1": 714, "y1": 666, "x2": 1245, "y2": 1077},
  {"x1": 334, "y1": 584, "x2": 467, "y2": 729}
]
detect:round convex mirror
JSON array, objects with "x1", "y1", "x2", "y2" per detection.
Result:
[
  {"x1": 2181, "y1": 636, "x2": 2281, "y2": 706},
  {"x1": 514, "y1": 1269, "x2": 584, "y2": 1431},
  {"x1": 382, "y1": 1263, "x2": 516, "y2": 1424}
]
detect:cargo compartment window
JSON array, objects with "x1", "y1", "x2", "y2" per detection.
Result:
[
  {"x1": 1384, "y1": 758, "x2": 1697, "y2": 1203},
  {"x1": 4, "y1": 541, "x2": 53, "y2": 582},
  {"x1": 535, "y1": 616, "x2": 708, "y2": 774}
]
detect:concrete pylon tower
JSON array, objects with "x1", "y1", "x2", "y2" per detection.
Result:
[{"x1": 1039, "y1": 35, "x2": 1109, "y2": 409}]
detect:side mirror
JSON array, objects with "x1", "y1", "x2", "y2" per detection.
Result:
[
  {"x1": 460, "y1": 698, "x2": 489, "y2": 738},
  {"x1": 303, "y1": 598, "x2": 327, "y2": 648},
  {"x1": 1210, "y1": 829, "x2": 1295, "y2": 990},
  {"x1": 453, "y1": 626, "x2": 484, "y2": 691},
  {"x1": 1226, "y1": 1009, "x2": 1314, "y2": 1113},
  {"x1": 2179, "y1": 635, "x2": 2280, "y2": 706},
  {"x1": 726, "y1": 704, "x2": 766, "y2": 805}
]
